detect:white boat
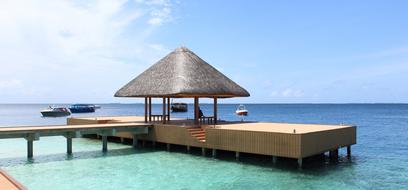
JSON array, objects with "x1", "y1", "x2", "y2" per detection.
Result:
[
  {"x1": 235, "y1": 104, "x2": 248, "y2": 116},
  {"x1": 41, "y1": 106, "x2": 71, "y2": 117}
]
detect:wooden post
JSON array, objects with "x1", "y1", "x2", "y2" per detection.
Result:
[
  {"x1": 298, "y1": 158, "x2": 303, "y2": 168},
  {"x1": 167, "y1": 143, "x2": 171, "y2": 151},
  {"x1": 27, "y1": 140, "x2": 33, "y2": 158},
  {"x1": 214, "y1": 97, "x2": 218, "y2": 124},
  {"x1": 162, "y1": 97, "x2": 166, "y2": 124},
  {"x1": 212, "y1": 149, "x2": 217, "y2": 158},
  {"x1": 148, "y1": 97, "x2": 152, "y2": 122},
  {"x1": 235, "y1": 151, "x2": 240, "y2": 161},
  {"x1": 186, "y1": 145, "x2": 190, "y2": 153},
  {"x1": 272, "y1": 156, "x2": 277, "y2": 164},
  {"x1": 194, "y1": 97, "x2": 199, "y2": 125},
  {"x1": 347, "y1": 146, "x2": 351, "y2": 158},
  {"x1": 67, "y1": 137, "x2": 72, "y2": 154},
  {"x1": 132, "y1": 135, "x2": 138, "y2": 148},
  {"x1": 102, "y1": 136, "x2": 108, "y2": 152},
  {"x1": 144, "y1": 97, "x2": 148, "y2": 122},
  {"x1": 167, "y1": 97, "x2": 171, "y2": 121},
  {"x1": 201, "y1": 147, "x2": 206, "y2": 156}
]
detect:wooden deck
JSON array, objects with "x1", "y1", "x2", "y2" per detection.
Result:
[
  {"x1": 68, "y1": 116, "x2": 356, "y2": 167},
  {"x1": 0, "y1": 169, "x2": 26, "y2": 190}
]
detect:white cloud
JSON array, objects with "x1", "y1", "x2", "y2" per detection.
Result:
[
  {"x1": 0, "y1": 0, "x2": 176, "y2": 103},
  {"x1": 270, "y1": 88, "x2": 304, "y2": 98}
]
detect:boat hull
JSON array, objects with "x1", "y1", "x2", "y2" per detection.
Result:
[
  {"x1": 41, "y1": 111, "x2": 71, "y2": 117},
  {"x1": 171, "y1": 104, "x2": 188, "y2": 112},
  {"x1": 69, "y1": 107, "x2": 95, "y2": 113}
]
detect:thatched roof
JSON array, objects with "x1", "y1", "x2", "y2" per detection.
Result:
[{"x1": 115, "y1": 47, "x2": 250, "y2": 98}]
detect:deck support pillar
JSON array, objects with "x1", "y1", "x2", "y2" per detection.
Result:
[
  {"x1": 167, "y1": 143, "x2": 170, "y2": 152},
  {"x1": 212, "y1": 149, "x2": 217, "y2": 158},
  {"x1": 142, "y1": 140, "x2": 145, "y2": 147},
  {"x1": 132, "y1": 136, "x2": 138, "y2": 148},
  {"x1": 329, "y1": 149, "x2": 339, "y2": 161},
  {"x1": 272, "y1": 156, "x2": 277, "y2": 164},
  {"x1": 27, "y1": 140, "x2": 33, "y2": 158},
  {"x1": 152, "y1": 141, "x2": 156, "y2": 147},
  {"x1": 297, "y1": 158, "x2": 303, "y2": 168},
  {"x1": 186, "y1": 146, "x2": 190, "y2": 153},
  {"x1": 25, "y1": 133, "x2": 39, "y2": 158},
  {"x1": 201, "y1": 148, "x2": 206, "y2": 156},
  {"x1": 66, "y1": 137, "x2": 72, "y2": 155},
  {"x1": 347, "y1": 146, "x2": 351, "y2": 158},
  {"x1": 235, "y1": 151, "x2": 240, "y2": 161},
  {"x1": 102, "y1": 136, "x2": 108, "y2": 152}
]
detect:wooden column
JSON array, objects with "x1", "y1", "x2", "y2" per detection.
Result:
[
  {"x1": 67, "y1": 137, "x2": 72, "y2": 154},
  {"x1": 298, "y1": 158, "x2": 303, "y2": 168},
  {"x1": 27, "y1": 140, "x2": 33, "y2": 158},
  {"x1": 144, "y1": 97, "x2": 148, "y2": 122},
  {"x1": 347, "y1": 146, "x2": 351, "y2": 158},
  {"x1": 148, "y1": 97, "x2": 152, "y2": 122},
  {"x1": 214, "y1": 97, "x2": 218, "y2": 124},
  {"x1": 167, "y1": 97, "x2": 171, "y2": 121},
  {"x1": 162, "y1": 97, "x2": 166, "y2": 124},
  {"x1": 102, "y1": 136, "x2": 108, "y2": 152},
  {"x1": 194, "y1": 97, "x2": 199, "y2": 125}
]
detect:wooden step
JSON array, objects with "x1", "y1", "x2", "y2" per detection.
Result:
[
  {"x1": 192, "y1": 134, "x2": 206, "y2": 137},
  {"x1": 196, "y1": 136, "x2": 206, "y2": 140},
  {"x1": 190, "y1": 131, "x2": 205, "y2": 134},
  {"x1": 187, "y1": 128, "x2": 203, "y2": 132},
  {"x1": 199, "y1": 140, "x2": 206, "y2": 143}
]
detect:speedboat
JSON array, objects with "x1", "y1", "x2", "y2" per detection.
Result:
[
  {"x1": 171, "y1": 102, "x2": 188, "y2": 112},
  {"x1": 69, "y1": 104, "x2": 96, "y2": 113},
  {"x1": 235, "y1": 104, "x2": 248, "y2": 116},
  {"x1": 41, "y1": 106, "x2": 71, "y2": 117}
]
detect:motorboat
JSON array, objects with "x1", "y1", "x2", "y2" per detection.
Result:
[
  {"x1": 235, "y1": 104, "x2": 248, "y2": 116},
  {"x1": 171, "y1": 102, "x2": 188, "y2": 112},
  {"x1": 41, "y1": 106, "x2": 71, "y2": 117},
  {"x1": 69, "y1": 104, "x2": 96, "y2": 113}
]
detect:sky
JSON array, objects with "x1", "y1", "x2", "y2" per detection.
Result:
[{"x1": 0, "y1": 0, "x2": 407, "y2": 103}]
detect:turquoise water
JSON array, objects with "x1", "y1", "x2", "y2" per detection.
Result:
[{"x1": 0, "y1": 104, "x2": 407, "y2": 189}]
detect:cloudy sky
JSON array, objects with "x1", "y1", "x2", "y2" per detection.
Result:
[{"x1": 1, "y1": 0, "x2": 407, "y2": 103}]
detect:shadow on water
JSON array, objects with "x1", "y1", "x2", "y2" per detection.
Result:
[
  {"x1": 1, "y1": 140, "x2": 357, "y2": 177},
  {"x1": 152, "y1": 143, "x2": 357, "y2": 176},
  {"x1": 0, "y1": 147, "x2": 160, "y2": 167}
]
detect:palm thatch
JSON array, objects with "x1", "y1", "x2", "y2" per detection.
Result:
[{"x1": 114, "y1": 46, "x2": 250, "y2": 98}]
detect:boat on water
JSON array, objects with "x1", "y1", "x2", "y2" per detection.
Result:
[
  {"x1": 41, "y1": 106, "x2": 71, "y2": 117},
  {"x1": 69, "y1": 104, "x2": 96, "y2": 113},
  {"x1": 171, "y1": 102, "x2": 188, "y2": 112},
  {"x1": 235, "y1": 104, "x2": 248, "y2": 116}
]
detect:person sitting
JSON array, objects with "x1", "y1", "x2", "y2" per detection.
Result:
[{"x1": 199, "y1": 107, "x2": 204, "y2": 118}]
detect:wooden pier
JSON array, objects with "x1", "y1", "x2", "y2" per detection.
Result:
[
  {"x1": 0, "y1": 169, "x2": 26, "y2": 190},
  {"x1": 68, "y1": 116, "x2": 357, "y2": 168},
  {"x1": 0, "y1": 122, "x2": 151, "y2": 158}
]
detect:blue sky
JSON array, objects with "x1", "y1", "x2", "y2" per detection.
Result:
[{"x1": 0, "y1": 0, "x2": 407, "y2": 103}]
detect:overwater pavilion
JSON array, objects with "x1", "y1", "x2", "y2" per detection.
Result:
[{"x1": 114, "y1": 47, "x2": 250, "y2": 125}]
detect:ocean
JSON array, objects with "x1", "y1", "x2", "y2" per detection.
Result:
[{"x1": 0, "y1": 104, "x2": 407, "y2": 189}]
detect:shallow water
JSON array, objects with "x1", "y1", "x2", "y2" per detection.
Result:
[{"x1": 0, "y1": 104, "x2": 407, "y2": 189}]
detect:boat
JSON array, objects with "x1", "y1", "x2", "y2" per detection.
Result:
[
  {"x1": 94, "y1": 105, "x2": 101, "y2": 109},
  {"x1": 235, "y1": 104, "x2": 248, "y2": 116},
  {"x1": 41, "y1": 106, "x2": 71, "y2": 117},
  {"x1": 69, "y1": 104, "x2": 96, "y2": 113},
  {"x1": 171, "y1": 102, "x2": 188, "y2": 112}
]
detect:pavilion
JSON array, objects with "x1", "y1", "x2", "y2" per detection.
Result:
[{"x1": 114, "y1": 46, "x2": 250, "y2": 125}]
